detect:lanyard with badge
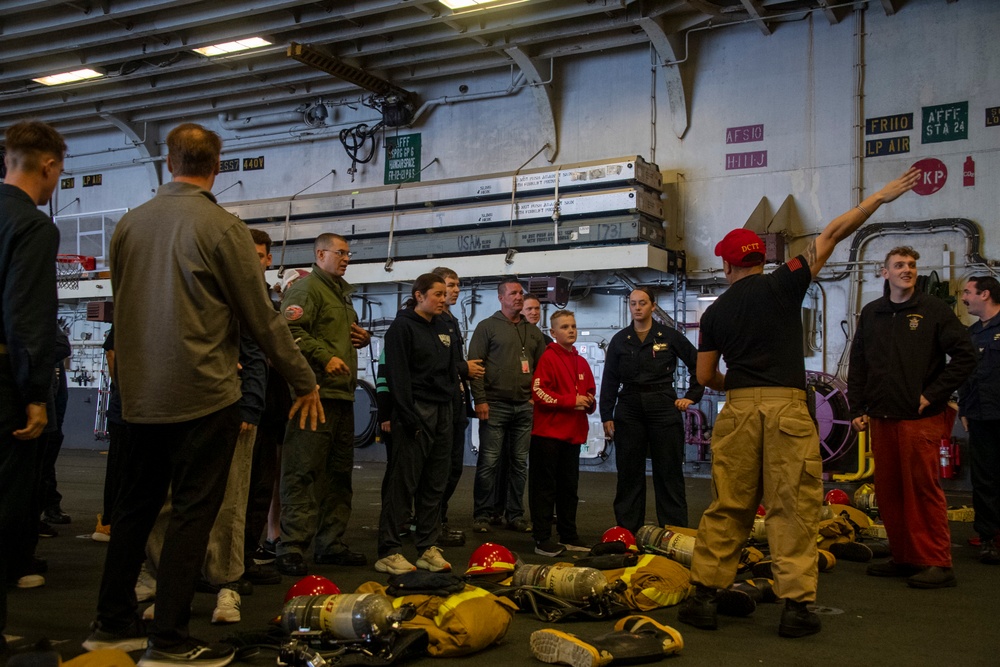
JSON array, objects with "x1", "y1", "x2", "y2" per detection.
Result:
[{"x1": 515, "y1": 321, "x2": 530, "y2": 373}]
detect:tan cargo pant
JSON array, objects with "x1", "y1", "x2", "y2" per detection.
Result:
[{"x1": 690, "y1": 387, "x2": 823, "y2": 603}]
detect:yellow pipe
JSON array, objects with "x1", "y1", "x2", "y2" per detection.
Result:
[{"x1": 832, "y1": 430, "x2": 874, "y2": 482}]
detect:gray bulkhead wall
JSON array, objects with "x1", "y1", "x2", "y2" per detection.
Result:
[{"x1": 54, "y1": 0, "x2": 1000, "y2": 455}]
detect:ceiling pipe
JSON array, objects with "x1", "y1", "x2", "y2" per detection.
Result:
[
  {"x1": 218, "y1": 109, "x2": 310, "y2": 131},
  {"x1": 410, "y1": 71, "x2": 527, "y2": 125}
]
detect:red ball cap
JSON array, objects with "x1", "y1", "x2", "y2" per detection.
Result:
[{"x1": 715, "y1": 228, "x2": 766, "y2": 267}]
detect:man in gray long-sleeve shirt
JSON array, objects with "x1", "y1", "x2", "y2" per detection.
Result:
[
  {"x1": 468, "y1": 279, "x2": 545, "y2": 534},
  {"x1": 83, "y1": 123, "x2": 322, "y2": 667}
]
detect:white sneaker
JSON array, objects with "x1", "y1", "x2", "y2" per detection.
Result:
[
  {"x1": 211, "y1": 588, "x2": 241, "y2": 624},
  {"x1": 374, "y1": 553, "x2": 416, "y2": 575},
  {"x1": 17, "y1": 574, "x2": 45, "y2": 589},
  {"x1": 416, "y1": 546, "x2": 451, "y2": 572},
  {"x1": 135, "y1": 562, "x2": 156, "y2": 602},
  {"x1": 142, "y1": 604, "x2": 154, "y2": 621}
]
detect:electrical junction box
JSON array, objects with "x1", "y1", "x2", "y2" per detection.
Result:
[
  {"x1": 527, "y1": 276, "x2": 571, "y2": 305},
  {"x1": 86, "y1": 301, "x2": 114, "y2": 323}
]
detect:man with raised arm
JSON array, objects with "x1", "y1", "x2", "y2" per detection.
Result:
[{"x1": 680, "y1": 168, "x2": 920, "y2": 639}]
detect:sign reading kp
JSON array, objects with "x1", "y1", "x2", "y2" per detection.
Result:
[{"x1": 911, "y1": 158, "x2": 947, "y2": 196}]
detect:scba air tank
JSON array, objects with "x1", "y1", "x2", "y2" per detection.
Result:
[
  {"x1": 635, "y1": 525, "x2": 695, "y2": 567},
  {"x1": 281, "y1": 593, "x2": 396, "y2": 640},
  {"x1": 512, "y1": 564, "x2": 607, "y2": 602}
]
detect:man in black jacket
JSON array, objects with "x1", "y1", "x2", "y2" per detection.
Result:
[
  {"x1": 849, "y1": 246, "x2": 976, "y2": 589},
  {"x1": 433, "y1": 267, "x2": 483, "y2": 543},
  {"x1": 958, "y1": 275, "x2": 1000, "y2": 565},
  {"x1": 0, "y1": 119, "x2": 64, "y2": 656}
]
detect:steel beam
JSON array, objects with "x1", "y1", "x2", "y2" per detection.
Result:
[
  {"x1": 636, "y1": 16, "x2": 689, "y2": 140},
  {"x1": 504, "y1": 46, "x2": 558, "y2": 162}
]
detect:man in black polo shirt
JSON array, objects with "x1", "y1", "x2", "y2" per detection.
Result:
[{"x1": 679, "y1": 168, "x2": 920, "y2": 638}]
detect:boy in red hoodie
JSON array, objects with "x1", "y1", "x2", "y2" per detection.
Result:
[{"x1": 529, "y1": 309, "x2": 597, "y2": 557}]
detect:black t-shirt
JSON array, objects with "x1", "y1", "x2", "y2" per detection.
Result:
[{"x1": 699, "y1": 256, "x2": 812, "y2": 390}]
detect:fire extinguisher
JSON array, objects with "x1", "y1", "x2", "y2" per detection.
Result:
[{"x1": 940, "y1": 437, "x2": 954, "y2": 479}]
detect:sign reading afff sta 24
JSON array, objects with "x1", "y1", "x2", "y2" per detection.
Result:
[{"x1": 922, "y1": 102, "x2": 968, "y2": 144}]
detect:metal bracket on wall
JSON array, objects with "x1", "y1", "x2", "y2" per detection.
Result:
[
  {"x1": 636, "y1": 17, "x2": 689, "y2": 140},
  {"x1": 99, "y1": 114, "x2": 161, "y2": 191},
  {"x1": 504, "y1": 46, "x2": 558, "y2": 163}
]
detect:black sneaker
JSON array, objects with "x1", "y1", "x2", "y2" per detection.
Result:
[
  {"x1": 251, "y1": 540, "x2": 276, "y2": 566},
  {"x1": 535, "y1": 540, "x2": 565, "y2": 557},
  {"x1": 980, "y1": 539, "x2": 1000, "y2": 565},
  {"x1": 778, "y1": 600, "x2": 821, "y2": 638},
  {"x1": 38, "y1": 521, "x2": 58, "y2": 538},
  {"x1": 41, "y1": 509, "x2": 71, "y2": 525},
  {"x1": 82, "y1": 618, "x2": 148, "y2": 652},
  {"x1": 138, "y1": 638, "x2": 234, "y2": 666}
]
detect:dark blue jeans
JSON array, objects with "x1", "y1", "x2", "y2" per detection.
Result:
[
  {"x1": 95, "y1": 402, "x2": 240, "y2": 648},
  {"x1": 473, "y1": 400, "x2": 533, "y2": 522}
]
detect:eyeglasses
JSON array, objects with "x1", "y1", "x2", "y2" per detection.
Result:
[{"x1": 321, "y1": 249, "x2": 354, "y2": 259}]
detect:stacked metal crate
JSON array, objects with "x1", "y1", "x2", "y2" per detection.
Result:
[{"x1": 228, "y1": 156, "x2": 667, "y2": 266}]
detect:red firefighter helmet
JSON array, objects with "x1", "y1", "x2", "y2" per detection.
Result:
[
  {"x1": 601, "y1": 526, "x2": 639, "y2": 552},
  {"x1": 284, "y1": 574, "x2": 341, "y2": 603},
  {"x1": 466, "y1": 542, "x2": 516, "y2": 576},
  {"x1": 824, "y1": 489, "x2": 851, "y2": 506}
]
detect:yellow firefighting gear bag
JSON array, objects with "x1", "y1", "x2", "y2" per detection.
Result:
[
  {"x1": 602, "y1": 553, "x2": 690, "y2": 610},
  {"x1": 357, "y1": 581, "x2": 517, "y2": 657}
]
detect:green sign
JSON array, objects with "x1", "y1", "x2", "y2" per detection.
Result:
[
  {"x1": 922, "y1": 102, "x2": 968, "y2": 144},
  {"x1": 384, "y1": 133, "x2": 421, "y2": 185}
]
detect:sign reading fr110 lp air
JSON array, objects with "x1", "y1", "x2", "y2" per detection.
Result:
[{"x1": 384, "y1": 133, "x2": 421, "y2": 185}]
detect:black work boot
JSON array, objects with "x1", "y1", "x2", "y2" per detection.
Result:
[
  {"x1": 716, "y1": 586, "x2": 757, "y2": 617},
  {"x1": 778, "y1": 599, "x2": 821, "y2": 638},
  {"x1": 731, "y1": 577, "x2": 777, "y2": 603},
  {"x1": 677, "y1": 584, "x2": 718, "y2": 630}
]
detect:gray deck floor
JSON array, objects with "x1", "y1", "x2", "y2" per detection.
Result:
[{"x1": 4, "y1": 449, "x2": 997, "y2": 667}]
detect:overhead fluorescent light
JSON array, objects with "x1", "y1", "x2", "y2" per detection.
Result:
[
  {"x1": 32, "y1": 68, "x2": 104, "y2": 86},
  {"x1": 440, "y1": 0, "x2": 529, "y2": 11},
  {"x1": 193, "y1": 37, "x2": 272, "y2": 57}
]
